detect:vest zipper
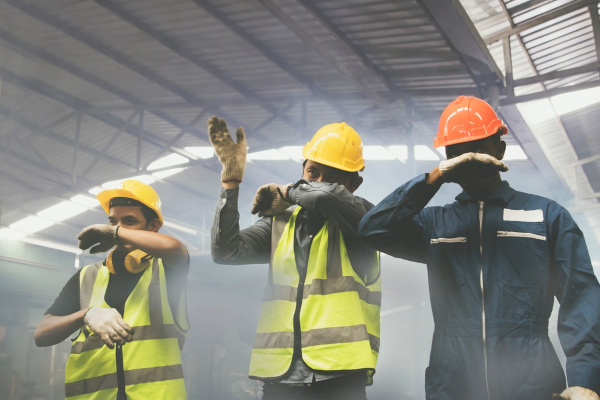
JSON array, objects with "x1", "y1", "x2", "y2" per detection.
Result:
[
  {"x1": 116, "y1": 344, "x2": 127, "y2": 400},
  {"x1": 479, "y1": 201, "x2": 490, "y2": 400}
]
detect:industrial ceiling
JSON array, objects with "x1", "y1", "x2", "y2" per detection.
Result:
[{"x1": 1, "y1": 0, "x2": 600, "y2": 263}]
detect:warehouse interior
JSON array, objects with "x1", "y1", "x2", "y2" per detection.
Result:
[{"x1": 1, "y1": 0, "x2": 600, "y2": 399}]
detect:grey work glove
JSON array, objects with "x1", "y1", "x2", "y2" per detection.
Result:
[
  {"x1": 84, "y1": 307, "x2": 133, "y2": 349},
  {"x1": 439, "y1": 152, "x2": 508, "y2": 184},
  {"x1": 251, "y1": 183, "x2": 294, "y2": 217},
  {"x1": 78, "y1": 224, "x2": 118, "y2": 254},
  {"x1": 208, "y1": 116, "x2": 247, "y2": 183},
  {"x1": 553, "y1": 387, "x2": 600, "y2": 400}
]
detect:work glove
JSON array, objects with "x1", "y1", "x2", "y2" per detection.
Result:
[
  {"x1": 83, "y1": 307, "x2": 133, "y2": 349},
  {"x1": 553, "y1": 387, "x2": 600, "y2": 400},
  {"x1": 208, "y1": 116, "x2": 247, "y2": 183},
  {"x1": 251, "y1": 183, "x2": 294, "y2": 217},
  {"x1": 78, "y1": 224, "x2": 118, "y2": 254},
  {"x1": 439, "y1": 152, "x2": 508, "y2": 184}
]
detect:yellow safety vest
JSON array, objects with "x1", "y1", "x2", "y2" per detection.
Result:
[
  {"x1": 65, "y1": 258, "x2": 189, "y2": 400},
  {"x1": 249, "y1": 207, "x2": 381, "y2": 382}
]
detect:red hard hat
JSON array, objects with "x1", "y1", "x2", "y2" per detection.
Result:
[{"x1": 434, "y1": 96, "x2": 508, "y2": 148}]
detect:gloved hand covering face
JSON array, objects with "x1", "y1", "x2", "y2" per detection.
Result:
[
  {"x1": 84, "y1": 307, "x2": 133, "y2": 349},
  {"x1": 553, "y1": 386, "x2": 600, "y2": 400},
  {"x1": 439, "y1": 152, "x2": 508, "y2": 184},
  {"x1": 208, "y1": 116, "x2": 247, "y2": 183},
  {"x1": 251, "y1": 183, "x2": 293, "y2": 217},
  {"x1": 78, "y1": 224, "x2": 118, "y2": 254}
]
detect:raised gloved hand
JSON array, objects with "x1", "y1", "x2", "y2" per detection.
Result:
[
  {"x1": 78, "y1": 224, "x2": 118, "y2": 254},
  {"x1": 251, "y1": 183, "x2": 294, "y2": 217},
  {"x1": 208, "y1": 116, "x2": 247, "y2": 183},
  {"x1": 84, "y1": 307, "x2": 133, "y2": 349},
  {"x1": 553, "y1": 387, "x2": 600, "y2": 400},
  {"x1": 439, "y1": 152, "x2": 508, "y2": 184}
]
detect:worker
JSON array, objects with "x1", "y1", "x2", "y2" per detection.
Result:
[
  {"x1": 358, "y1": 96, "x2": 600, "y2": 400},
  {"x1": 34, "y1": 179, "x2": 190, "y2": 400},
  {"x1": 207, "y1": 116, "x2": 381, "y2": 400}
]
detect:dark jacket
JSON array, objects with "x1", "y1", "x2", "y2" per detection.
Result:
[{"x1": 358, "y1": 174, "x2": 600, "y2": 400}]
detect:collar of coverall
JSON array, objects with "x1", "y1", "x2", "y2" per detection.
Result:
[{"x1": 455, "y1": 180, "x2": 515, "y2": 204}]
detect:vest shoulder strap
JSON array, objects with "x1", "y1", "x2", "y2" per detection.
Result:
[
  {"x1": 79, "y1": 261, "x2": 105, "y2": 309},
  {"x1": 270, "y1": 207, "x2": 296, "y2": 257}
]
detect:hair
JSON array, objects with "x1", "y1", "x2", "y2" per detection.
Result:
[{"x1": 109, "y1": 197, "x2": 159, "y2": 225}]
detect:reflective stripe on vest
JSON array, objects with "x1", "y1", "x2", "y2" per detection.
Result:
[
  {"x1": 249, "y1": 207, "x2": 381, "y2": 379},
  {"x1": 65, "y1": 258, "x2": 188, "y2": 400}
]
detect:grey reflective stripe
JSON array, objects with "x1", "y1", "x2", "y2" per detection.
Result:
[
  {"x1": 253, "y1": 331, "x2": 294, "y2": 349},
  {"x1": 253, "y1": 325, "x2": 379, "y2": 352},
  {"x1": 71, "y1": 325, "x2": 183, "y2": 354},
  {"x1": 263, "y1": 278, "x2": 381, "y2": 306},
  {"x1": 263, "y1": 284, "x2": 297, "y2": 302},
  {"x1": 149, "y1": 259, "x2": 163, "y2": 325},
  {"x1": 65, "y1": 364, "x2": 184, "y2": 397},
  {"x1": 80, "y1": 262, "x2": 102, "y2": 309}
]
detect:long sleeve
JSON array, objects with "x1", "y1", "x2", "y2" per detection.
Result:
[
  {"x1": 550, "y1": 206, "x2": 600, "y2": 394},
  {"x1": 211, "y1": 187, "x2": 272, "y2": 265},
  {"x1": 288, "y1": 180, "x2": 376, "y2": 282},
  {"x1": 358, "y1": 174, "x2": 440, "y2": 263}
]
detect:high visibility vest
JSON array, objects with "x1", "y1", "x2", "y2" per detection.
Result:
[
  {"x1": 249, "y1": 207, "x2": 381, "y2": 381},
  {"x1": 65, "y1": 258, "x2": 189, "y2": 400}
]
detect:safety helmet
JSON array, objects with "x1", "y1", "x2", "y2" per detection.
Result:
[
  {"x1": 302, "y1": 122, "x2": 365, "y2": 172},
  {"x1": 434, "y1": 96, "x2": 508, "y2": 148},
  {"x1": 97, "y1": 179, "x2": 163, "y2": 224}
]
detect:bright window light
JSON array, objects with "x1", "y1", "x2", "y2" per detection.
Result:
[
  {"x1": 363, "y1": 146, "x2": 395, "y2": 160},
  {"x1": 88, "y1": 186, "x2": 103, "y2": 195},
  {"x1": 102, "y1": 175, "x2": 156, "y2": 189},
  {"x1": 278, "y1": 146, "x2": 304, "y2": 161},
  {"x1": 184, "y1": 146, "x2": 214, "y2": 159},
  {"x1": 247, "y1": 149, "x2": 289, "y2": 160},
  {"x1": 147, "y1": 153, "x2": 189, "y2": 171},
  {"x1": 504, "y1": 145, "x2": 528, "y2": 160},
  {"x1": 71, "y1": 194, "x2": 99, "y2": 207},
  {"x1": 0, "y1": 228, "x2": 27, "y2": 240},
  {"x1": 551, "y1": 86, "x2": 600, "y2": 115},
  {"x1": 22, "y1": 237, "x2": 82, "y2": 255},
  {"x1": 163, "y1": 219, "x2": 198, "y2": 235},
  {"x1": 435, "y1": 147, "x2": 446, "y2": 158},
  {"x1": 415, "y1": 145, "x2": 440, "y2": 160},
  {"x1": 38, "y1": 201, "x2": 87, "y2": 222},
  {"x1": 388, "y1": 145, "x2": 407, "y2": 161},
  {"x1": 10, "y1": 216, "x2": 54, "y2": 233},
  {"x1": 516, "y1": 99, "x2": 554, "y2": 125},
  {"x1": 152, "y1": 167, "x2": 186, "y2": 180}
]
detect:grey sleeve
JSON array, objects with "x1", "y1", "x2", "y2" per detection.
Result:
[
  {"x1": 288, "y1": 181, "x2": 376, "y2": 280},
  {"x1": 211, "y1": 187, "x2": 272, "y2": 265}
]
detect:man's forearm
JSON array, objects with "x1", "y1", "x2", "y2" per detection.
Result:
[{"x1": 34, "y1": 309, "x2": 89, "y2": 347}]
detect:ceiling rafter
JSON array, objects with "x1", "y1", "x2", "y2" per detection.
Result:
[
  {"x1": 191, "y1": 0, "x2": 354, "y2": 124},
  {"x1": 93, "y1": 0, "x2": 311, "y2": 139},
  {"x1": 255, "y1": 0, "x2": 410, "y2": 130},
  {"x1": 484, "y1": 0, "x2": 597, "y2": 45},
  {"x1": 4, "y1": 0, "x2": 259, "y2": 144}
]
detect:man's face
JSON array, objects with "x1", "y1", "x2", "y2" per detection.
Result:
[
  {"x1": 108, "y1": 205, "x2": 157, "y2": 250},
  {"x1": 302, "y1": 160, "x2": 359, "y2": 192},
  {"x1": 445, "y1": 135, "x2": 506, "y2": 160}
]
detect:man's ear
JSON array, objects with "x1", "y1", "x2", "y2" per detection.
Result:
[
  {"x1": 349, "y1": 176, "x2": 363, "y2": 193},
  {"x1": 146, "y1": 219, "x2": 161, "y2": 232},
  {"x1": 497, "y1": 140, "x2": 507, "y2": 160}
]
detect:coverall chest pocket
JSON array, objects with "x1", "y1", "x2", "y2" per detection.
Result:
[{"x1": 429, "y1": 226, "x2": 469, "y2": 289}]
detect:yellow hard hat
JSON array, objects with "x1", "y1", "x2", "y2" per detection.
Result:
[
  {"x1": 97, "y1": 179, "x2": 163, "y2": 224},
  {"x1": 302, "y1": 122, "x2": 365, "y2": 172}
]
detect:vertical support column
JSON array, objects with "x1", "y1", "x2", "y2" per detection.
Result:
[
  {"x1": 72, "y1": 112, "x2": 82, "y2": 185},
  {"x1": 502, "y1": 36, "x2": 514, "y2": 100},
  {"x1": 137, "y1": 108, "x2": 145, "y2": 171}
]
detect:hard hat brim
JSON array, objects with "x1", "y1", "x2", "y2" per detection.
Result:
[{"x1": 97, "y1": 188, "x2": 163, "y2": 224}]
